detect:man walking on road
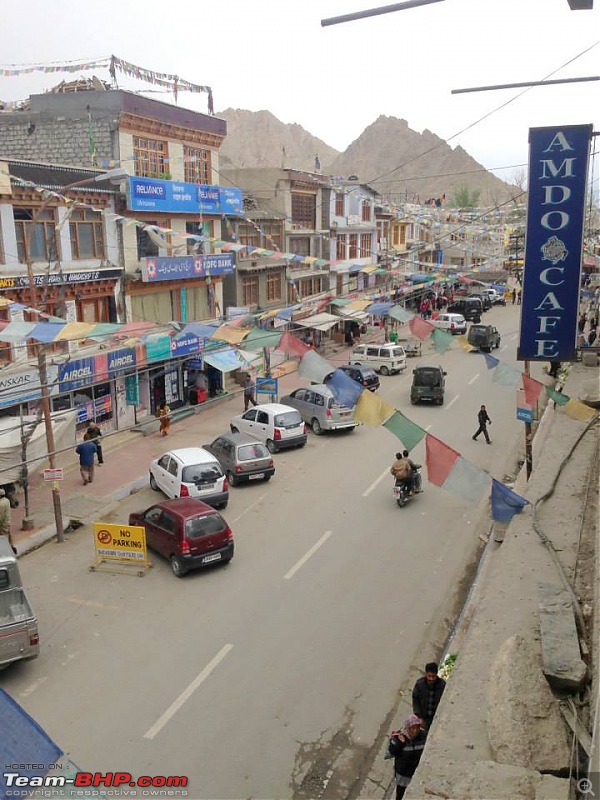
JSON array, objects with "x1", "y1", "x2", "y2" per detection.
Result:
[
  {"x1": 76, "y1": 434, "x2": 97, "y2": 485},
  {"x1": 472, "y1": 404, "x2": 492, "y2": 444},
  {"x1": 243, "y1": 375, "x2": 258, "y2": 411},
  {"x1": 86, "y1": 421, "x2": 103, "y2": 465}
]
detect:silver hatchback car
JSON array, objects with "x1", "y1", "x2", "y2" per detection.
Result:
[
  {"x1": 203, "y1": 433, "x2": 275, "y2": 486},
  {"x1": 280, "y1": 384, "x2": 356, "y2": 435}
]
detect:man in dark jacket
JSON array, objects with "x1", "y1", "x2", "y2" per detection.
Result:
[
  {"x1": 412, "y1": 662, "x2": 446, "y2": 731},
  {"x1": 388, "y1": 715, "x2": 428, "y2": 799},
  {"x1": 472, "y1": 404, "x2": 492, "y2": 444},
  {"x1": 86, "y1": 422, "x2": 103, "y2": 465}
]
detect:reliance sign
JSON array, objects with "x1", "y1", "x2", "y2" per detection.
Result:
[{"x1": 518, "y1": 124, "x2": 592, "y2": 362}]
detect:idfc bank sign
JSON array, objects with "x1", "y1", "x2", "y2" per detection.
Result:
[
  {"x1": 142, "y1": 253, "x2": 235, "y2": 282},
  {"x1": 128, "y1": 177, "x2": 243, "y2": 215},
  {"x1": 518, "y1": 124, "x2": 592, "y2": 362}
]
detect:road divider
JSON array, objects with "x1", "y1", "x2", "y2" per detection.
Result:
[{"x1": 284, "y1": 531, "x2": 332, "y2": 579}]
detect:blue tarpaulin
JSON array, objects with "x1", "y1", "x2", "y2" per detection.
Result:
[{"x1": 326, "y1": 369, "x2": 364, "y2": 408}]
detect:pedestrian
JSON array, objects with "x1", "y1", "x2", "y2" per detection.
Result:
[
  {"x1": 578, "y1": 313, "x2": 587, "y2": 334},
  {"x1": 76, "y1": 433, "x2": 97, "y2": 486},
  {"x1": 412, "y1": 662, "x2": 446, "y2": 731},
  {"x1": 472, "y1": 404, "x2": 492, "y2": 444},
  {"x1": 517, "y1": 290, "x2": 522, "y2": 305},
  {"x1": 243, "y1": 375, "x2": 258, "y2": 412},
  {"x1": 86, "y1": 421, "x2": 103, "y2": 465},
  {"x1": 0, "y1": 488, "x2": 17, "y2": 554},
  {"x1": 387, "y1": 715, "x2": 428, "y2": 800},
  {"x1": 588, "y1": 328, "x2": 597, "y2": 347},
  {"x1": 511, "y1": 288, "x2": 516, "y2": 305},
  {"x1": 157, "y1": 401, "x2": 171, "y2": 436},
  {"x1": 548, "y1": 360, "x2": 561, "y2": 378}
]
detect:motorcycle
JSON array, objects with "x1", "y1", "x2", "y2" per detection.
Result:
[{"x1": 393, "y1": 467, "x2": 422, "y2": 508}]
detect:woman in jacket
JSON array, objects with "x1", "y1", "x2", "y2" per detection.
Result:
[{"x1": 388, "y1": 715, "x2": 428, "y2": 799}]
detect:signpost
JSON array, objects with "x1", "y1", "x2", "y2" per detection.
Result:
[
  {"x1": 256, "y1": 377, "x2": 278, "y2": 402},
  {"x1": 91, "y1": 522, "x2": 152, "y2": 576},
  {"x1": 43, "y1": 468, "x2": 64, "y2": 481}
]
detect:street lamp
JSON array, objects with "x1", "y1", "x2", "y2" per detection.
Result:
[{"x1": 25, "y1": 167, "x2": 128, "y2": 542}]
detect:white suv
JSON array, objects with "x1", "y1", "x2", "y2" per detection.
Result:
[
  {"x1": 432, "y1": 313, "x2": 467, "y2": 335},
  {"x1": 229, "y1": 403, "x2": 308, "y2": 453},
  {"x1": 351, "y1": 343, "x2": 407, "y2": 375}
]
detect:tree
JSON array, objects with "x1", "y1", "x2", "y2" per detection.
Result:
[{"x1": 448, "y1": 185, "x2": 481, "y2": 209}]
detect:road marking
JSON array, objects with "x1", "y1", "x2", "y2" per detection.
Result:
[
  {"x1": 501, "y1": 345, "x2": 508, "y2": 352},
  {"x1": 425, "y1": 424, "x2": 432, "y2": 431},
  {"x1": 67, "y1": 598, "x2": 120, "y2": 611},
  {"x1": 20, "y1": 677, "x2": 47, "y2": 698},
  {"x1": 231, "y1": 493, "x2": 268, "y2": 524},
  {"x1": 468, "y1": 373, "x2": 480, "y2": 385},
  {"x1": 284, "y1": 531, "x2": 332, "y2": 580},
  {"x1": 362, "y1": 468, "x2": 389, "y2": 497},
  {"x1": 144, "y1": 644, "x2": 233, "y2": 740},
  {"x1": 445, "y1": 394, "x2": 460, "y2": 411},
  {"x1": 61, "y1": 652, "x2": 80, "y2": 667}
]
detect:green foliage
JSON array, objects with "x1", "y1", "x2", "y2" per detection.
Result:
[{"x1": 449, "y1": 185, "x2": 481, "y2": 209}]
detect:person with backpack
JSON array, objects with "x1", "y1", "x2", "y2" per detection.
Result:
[{"x1": 390, "y1": 452, "x2": 414, "y2": 493}]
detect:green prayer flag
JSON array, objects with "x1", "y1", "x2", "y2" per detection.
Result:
[
  {"x1": 432, "y1": 328, "x2": 453, "y2": 354},
  {"x1": 383, "y1": 410, "x2": 427, "y2": 451},
  {"x1": 545, "y1": 386, "x2": 569, "y2": 406}
]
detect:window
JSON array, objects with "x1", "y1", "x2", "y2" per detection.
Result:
[
  {"x1": 336, "y1": 234, "x2": 346, "y2": 260},
  {"x1": 266, "y1": 272, "x2": 281, "y2": 302},
  {"x1": 360, "y1": 234, "x2": 372, "y2": 258},
  {"x1": 335, "y1": 192, "x2": 345, "y2": 217},
  {"x1": 291, "y1": 193, "x2": 316, "y2": 229},
  {"x1": 133, "y1": 136, "x2": 169, "y2": 178},
  {"x1": 186, "y1": 220, "x2": 213, "y2": 255},
  {"x1": 70, "y1": 209, "x2": 105, "y2": 260},
  {"x1": 349, "y1": 234, "x2": 358, "y2": 259},
  {"x1": 184, "y1": 146, "x2": 211, "y2": 184},
  {"x1": 289, "y1": 237, "x2": 310, "y2": 256},
  {"x1": 242, "y1": 275, "x2": 259, "y2": 306},
  {"x1": 361, "y1": 200, "x2": 371, "y2": 222},
  {"x1": 136, "y1": 220, "x2": 169, "y2": 260},
  {"x1": 14, "y1": 207, "x2": 60, "y2": 263}
]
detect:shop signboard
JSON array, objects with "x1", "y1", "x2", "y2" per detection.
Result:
[
  {"x1": 0, "y1": 366, "x2": 58, "y2": 409},
  {"x1": 107, "y1": 347, "x2": 137, "y2": 377},
  {"x1": 128, "y1": 177, "x2": 243, "y2": 215},
  {"x1": 125, "y1": 374, "x2": 140, "y2": 405},
  {"x1": 171, "y1": 333, "x2": 200, "y2": 358},
  {"x1": 58, "y1": 356, "x2": 96, "y2": 393},
  {"x1": 145, "y1": 334, "x2": 172, "y2": 364},
  {"x1": 76, "y1": 395, "x2": 112, "y2": 424},
  {"x1": 93, "y1": 522, "x2": 149, "y2": 564},
  {"x1": 142, "y1": 253, "x2": 235, "y2": 283}
]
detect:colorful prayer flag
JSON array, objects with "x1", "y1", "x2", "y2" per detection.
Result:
[
  {"x1": 563, "y1": 399, "x2": 596, "y2": 421},
  {"x1": 297, "y1": 350, "x2": 334, "y2": 383},
  {"x1": 493, "y1": 362, "x2": 522, "y2": 387},
  {"x1": 522, "y1": 373, "x2": 544, "y2": 405},
  {"x1": 545, "y1": 386, "x2": 569, "y2": 406},
  {"x1": 490, "y1": 479, "x2": 528, "y2": 522},
  {"x1": 383, "y1": 411, "x2": 427, "y2": 451},
  {"x1": 354, "y1": 390, "x2": 395, "y2": 426},
  {"x1": 457, "y1": 335, "x2": 476, "y2": 352},
  {"x1": 326, "y1": 369, "x2": 364, "y2": 408},
  {"x1": 443, "y1": 457, "x2": 491, "y2": 506},
  {"x1": 409, "y1": 316, "x2": 435, "y2": 341},
  {"x1": 278, "y1": 332, "x2": 311, "y2": 358},
  {"x1": 432, "y1": 328, "x2": 453, "y2": 354},
  {"x1": 425, "y1": 434, "x2": 460, "y2": 486}
]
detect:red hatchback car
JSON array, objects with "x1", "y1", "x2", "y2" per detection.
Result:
[{"x1": 129, "y1": 498, "x2": 234, "y2": 578}]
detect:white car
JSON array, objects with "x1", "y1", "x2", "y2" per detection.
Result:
[
  {"x1": 149, "y1": 447, "x2": 229, "y2": 509},
  {"x1": 229, "y1": 403, "x2": 307, "y2": 453},
  {"x1": 432, "y1": 313, "x2": 467, "y2": 335},
  {"x1": 351, "y1": 343, "x2": 407, "y2": 375}
]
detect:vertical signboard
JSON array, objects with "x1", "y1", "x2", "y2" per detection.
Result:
[{"x1": 518, "y1": 124, "x2": 592, "y2": 362}]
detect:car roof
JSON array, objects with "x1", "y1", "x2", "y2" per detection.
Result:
[
  {"x1": 214, "y1": 432, "x2": 267, "y2": 446},
  {"x1": 147, "y1": 498, "x2": 218, "y2": 518},
  {"x1": 341, "y1": 364, "x2": 377, "y2": 374},
  {"x1": 249, "y1": 402, "x2": 298, "y2": 413},
  {"x1": 163, "y1": 447, "x2": 217, "y2": 463},
  {"x1": 298, "y1": 383, "x2": 334, "y2": 396},
  {"x1": 445, "y1": 313, "x2": 465, "y2": 320}
]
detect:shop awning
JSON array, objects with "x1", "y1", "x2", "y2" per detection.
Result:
[
  {"x1": 365, "y1": 302, "x2": 394, "y2": 317},
  {"x1": 203, "y1": 348, "x2": 249, "y2": 372},
  {"x1": 295, "y1": 312, "x2": 340, "y2": 332},
  {"x1": 360, "y1": 265, "x2": 378, "y2": 274},
  {"x1": 348, "y1": 264, "x2": 362, "y2": 274},
  {"x1": 329, "y1": 298, "x2": 352, "y2": 307},
  {"x1": 333, "y1": 307, "x2": 369, "y2": 321},
  {"x1": 345, "y1": 299, "x2": 373, "y2": 311}
]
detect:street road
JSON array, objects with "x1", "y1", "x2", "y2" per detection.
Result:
[{"x1": 3, "y1": 306, "x2": 541, "y2": 799}]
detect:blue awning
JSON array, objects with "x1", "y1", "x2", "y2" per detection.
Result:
[
  {"x1": 348, "y1": 264, "x2": 362, "y2": 274},
  {"x1": 203, "y1": 348, "x2": 248, "y2": 372},
  {"x1": 181, "y1": 322, "x2": 220, "y2": 339},
  {"x1": 366, "y1": 302, "x2": 394, "y2": 317}
]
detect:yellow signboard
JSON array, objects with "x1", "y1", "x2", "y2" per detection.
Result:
[{"x1": 92, "y1": 522, "x2": 151, "y2": 576}]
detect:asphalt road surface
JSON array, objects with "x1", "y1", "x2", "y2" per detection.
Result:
[{"x1": 4, "y1": 306, "x2": 541, "y2": 799}]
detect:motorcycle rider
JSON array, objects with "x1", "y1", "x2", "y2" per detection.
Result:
[
  {"x1": 390, "y1": 452, "x2": 414, "y2": 494},
  {"x1": 402, "y1": 449, "x2": 422, "y2": 493}
]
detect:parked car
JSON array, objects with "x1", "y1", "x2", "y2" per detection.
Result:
[
  {"x1": 410, "y1": 364, "x2": 447, "y2": 405},
  {"x1": 469, "y1": 292, "x2": 492, "y2": 311},
  {"x1": 202, "y1": 433, "x2": 274, "y2": 486},
  {"x1": 0, "y1": 536, "x2": 39, "y2": 667},
  {"x1": 447, "y1": 298, "x2": 482, "y2": 322},
  {"x1": 351, "y1": 342, "x2": 407, "y2": 375},
  {"x1": 281, "y1": 384, "x2": 356, "y2": 435},
  {"x1": 129, "y1": 498, "x2": 234, "y2": 578},
  {"x1": 467, "y1": 324, "x2": 501, "y2": 352},
  {"x1": 229, "y1": 403, "x2": 307, "y2": 453},
  {"x1": 480, "y1": 287, "x2": 506, "y2": 306},
  {"x1": 432, "y1": 313, "x2": 467, "y2": 335},
  {"x1": 149, "y1": 447, "x2": 229, "y2": 509},
  {"x1": 324, "y1": 363, "x2": 380, "y2": 391}
]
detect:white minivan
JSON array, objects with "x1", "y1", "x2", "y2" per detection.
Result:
[
  {"x1": 229, "y1": 403, "x2": 308, "y2": 453},
  {"x1": 351, "y1": 342, "x2": 407, "y2": 375}
]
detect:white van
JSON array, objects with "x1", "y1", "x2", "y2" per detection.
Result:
[{"x1": 351, "y1": 342, "x2": 407, "y2": 375}]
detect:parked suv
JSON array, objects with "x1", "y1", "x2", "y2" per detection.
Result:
[
  {"x1": 467, "y1": 324, "x2": 501, "y2": 352},
  {"x1": 229, "y1": 403, "x2": 307, "y2": 453},
  {"x1": 447, "y1": 298, "x2": 482, "y2": 322},
  {"x1": 149, "y1": 447, "x2": 229, "y2": 509},
  {"x1": 469, "y1": 292, "x2": 492, "y2": 311},
  {"x1": 351, "y1": 342, "x2": 407, "y2": 375},
  {"x1": 281, "y1": 384, "x2": 356, "y2": 435},
  {"x1": 410, "y1": 364, "x2": 447, "y2": 405},
  {"x1": 129, "y1": 498, "x2": 234, "y2": 577},
  {"x1": 432, "y1": 313, "x2": 467, "y2": 335},
  {"x1": 203, "y1": 433, "x2": 275, "y2": 486},
  {"x1": 324, "y1": 364, "x2": 380, "y2": 392}
]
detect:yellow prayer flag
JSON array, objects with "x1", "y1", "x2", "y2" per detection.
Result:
[
  {"x1": 210, "y1": 325, "x2": 251, "y2": 345},
  {"x1": 354, "y1": 390, "x2": 395, "y2": 426},
  {"x1": 457, "y1": 335, "x2": 476, "y2": 352},
  {"x1": 563, "y1": 400, "x2": 596, "y2": 422},
  {"x1": 54, "y1": 322, "x2": 95, "y2": 341}
]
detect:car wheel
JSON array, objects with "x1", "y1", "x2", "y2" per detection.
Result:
[
  {"x1": 311, "y1": 418, "x2": 323, "y2": 435},
  {"x1": 380, "y1": 366, "x2": 390, "y2": 376},
  {"x1": 226, "y1": 471, "x2": 237, "y2": 487},
  {"x1": 266, "y1": 439, "x2": 277, "y2": 453},
  {"x1": 230, "y1": 425, "x2": 239, "y2": 433},
  {"x1": 170, "y1": 555, "x2": 186, "y2": 578},
  {"x1": 410, "y1": 396, "x2": 418, "y2": 405},
  {"x1": 149, "y1": 473, "x2": 159, "y2": 491},
  {"x1": 263, "y1": 475, "x2": 271, "y2": 482},
  {"x1": 219, "y1": 501, "x2": 228, "y2": 510},
  {"x1": 437, "y1": 397, "x2": 444, "y2": 405}
]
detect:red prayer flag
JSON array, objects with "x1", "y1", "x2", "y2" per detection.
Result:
[
  {"x1": 425, "y1": 434, "x2": 460, "y2": 486},
  {"x1": 522, "y1": 373, "x2": 544, "y2": 405},
  {"x1": 409, "y1": 316, "x2": 435, "y2": 340},
  {"x1": 279, "y1": 331, "x2": 312, "y2": 357}
]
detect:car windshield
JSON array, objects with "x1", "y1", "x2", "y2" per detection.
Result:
[
  {"x1": 238, "y1": 444, "x2": 268, "y2": 461},
  {"x1": 470, "y1": 325, "x2": 487, "y2": 336},
  {"x1": 414, "y1": 369, "x2": 441, "y2": 387},
  {"x1": 274, "y1": 411, "x2": 302, "y2": 428},
  {"x1": 389, "y1": 347, "x2": 404, "y2": 357},
  {"x1": 185, "y1": 514, "x2": 227, "y2": 539},
  {"x1": 181, "y1": 463, "x2": 223, "y2": 484}
]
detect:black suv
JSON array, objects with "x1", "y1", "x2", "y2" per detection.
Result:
[
  {"x1": 447, "y1": 298, "x2": 483, "y2": 322},
  {"x1": 467, "y1": 324, "x2": 501, "y2": 352},
  {"x1": 469, "y1": 292, "x2": 492, "y2": 311},
  {"x1": 325, "y1": 364, "x2": 380, "y2": 392}
]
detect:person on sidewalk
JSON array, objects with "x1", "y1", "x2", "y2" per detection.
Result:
[
  {"x1": 472, "y1": 404, "x2": 492, "y2": 444},
  {"x1": 76, "y1": 434, "x2": 97, "y2": 486},
  {"x1": 511, "y1": 288, "x2": 516, "y2": 305},
  {"x1": 0, "y1": 489, "x2": 17, "y2": 554},
  {"x1": 387, "y1": 715, "x2": 428, "y2": 800},
  {"x1": 157, "y1": 401, "x2": 171, "y2": 436},
  {"x1": 86, "y1": 421, "x2": 104, "y2": 465},
  {"x1": 412, "y1": 662, "x2": 446, "y2": 731},
  {"x1": 243, "y1": 375, "x2": 258, "y2": 412}
]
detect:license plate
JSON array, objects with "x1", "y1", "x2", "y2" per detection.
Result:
[
  {"x1": 393, "y1": 487, "x2": 403, "y2": 498},
  {"x1": 198, "y1": 483, "x2": 215, "y2": 491},
  {"x1": 340, "y1": 411, "x2": 351, "y2": 417},
  {"x1": 249, "y1": 473, "x2": 264, "y2": 480},
  {"x1": 202, "y1": 553, "x2": 221, "y2": 564}
]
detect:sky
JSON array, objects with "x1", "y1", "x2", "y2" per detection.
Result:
[{"x1": 0, "y1": 0, "x2": 598, "y2": 188}]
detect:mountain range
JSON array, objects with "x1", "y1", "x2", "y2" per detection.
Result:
[{"x1": 217, "y1": 109, "x2": 514, "y2": 206}]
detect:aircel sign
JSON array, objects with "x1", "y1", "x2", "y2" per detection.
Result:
[{"x1": 518, "y1": 124, "x2": 592, "y2": 362}]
